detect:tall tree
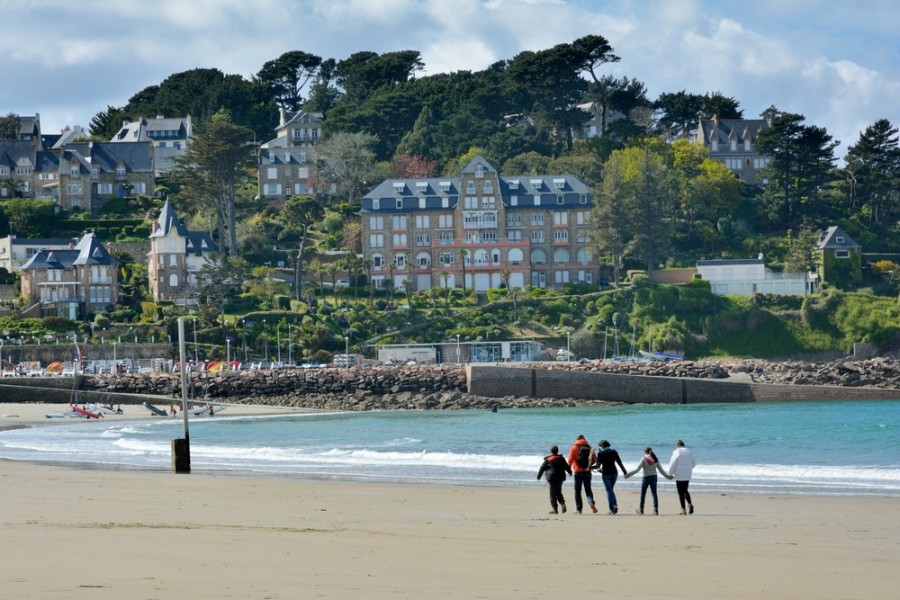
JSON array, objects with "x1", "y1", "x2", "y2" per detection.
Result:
[
  {"x1": 315, "y1": 131, "x2": 382, "y2": 204},
  {"x1": 654, "y1": 91, "x2": 705, "y2": 140},
  {"x1": 334, "y1": 50, "x2": 424, "y2": 102},
  {"x1": 756, "y1": 110, "x2": 838, "y2": 228},
  {"x1": 172, "y1": 109, "x2": 256, "y2": 257},
  {"x1": 0, "y1": 113, "x2": 19, "y2": 140},
  {"x1": 670, "y1": 139, "x2": 741, "y2": 233},
  {"x1": 702, "y1": 92, "x2": 743, "y2": 119},
  {"x1": 256, "y1": 51, "x2": 323, "y2": 111},
  {"x1": 278, "y1": 195, "x2": 324, "y2": 300},
  {"x1": 592, "y1": 143, "x2": 670, "y2": 279},
  {"x1": 845, "y1": 118, "x2": 900, "y2": 226},
  {"x1": 506, "y1": 36, "x2": 618, "y2": 154}
]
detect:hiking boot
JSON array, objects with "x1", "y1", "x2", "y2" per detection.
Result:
[
  {"x1": 591, "y1": 505, "x2": 598, "y2": 514},
  {"x1": 576, "y1": 509, "x2": 582, "y2": 515},
  {"x1": 636, "y1": 508, "x2": 643, "y2": 515},
  {"x1": 613, "y1": 506, "x2": 618, "y2": 515},
  {"x1": 688, "y1": 504, "x2": 694, "y2": 514},
  {"x1": 560, "y1": 503, "x2": 567, "y2": 513}
]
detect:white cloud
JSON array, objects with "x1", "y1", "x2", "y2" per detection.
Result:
[{"x1": 0, "y1": 0, "x2": 896, "y2": 161}]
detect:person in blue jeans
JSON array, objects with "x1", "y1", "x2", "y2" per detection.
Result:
[
  {"x1": 593, "y1": 439, "x2": 627, "y2": 514},
  {"x1": 625, "y1": 447, "x2": 673, "y2": 515},
  {"x1": 566, "y1": 435, "x2": 598, "y2": 514}
]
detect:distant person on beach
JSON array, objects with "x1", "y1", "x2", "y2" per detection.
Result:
[
  {"x1": 625, "y1": 447, "x2": 672, "y2": 515},
  {"x1": 668, "y1": 440, "x2": 696, "y2": 515},
  {"x1": 567, "y1": 435, "x2": 598, "y2": 514},
  {"x1": 537, "y1": 445, "x2": 572, "y2": 514},
  {"x1": 593, "y1": 439, "x2": 628, "y2": 514}
]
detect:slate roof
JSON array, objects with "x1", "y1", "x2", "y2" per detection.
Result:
[
  {"x1": 0, "y1": 141, "x2": 34, "y2": 167},
  {"x1": 19, "y1": 232, "x2": 118, "y2": 271},
  {"x1": 150, "y1": 200, "x2": 216, "y2": 255},
  {"x1": 68, "y1": 142, "x2": 153, "y2": 173},
  {"x1": 361, "y1": 155, "x2": 592, "y2": 213},
  {"x1": 815, "y1": 225, "x2": 860, "y2": 250}
]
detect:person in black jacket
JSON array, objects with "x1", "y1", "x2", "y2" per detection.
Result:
[
  {"x1": 593, "y1": 439, "x2": 628, "y2": 514},
  {"x1": 536, "y1": 445, "x2": 573, "y2": 514}
]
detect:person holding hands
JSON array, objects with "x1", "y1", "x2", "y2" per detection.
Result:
[{"x1": 625, "y1": 447, "x2": 673, "y2": 515}]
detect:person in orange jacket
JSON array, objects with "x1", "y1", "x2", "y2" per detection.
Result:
[{"x1": 567, "y1": 435, "x2": 598, "y2": 514}]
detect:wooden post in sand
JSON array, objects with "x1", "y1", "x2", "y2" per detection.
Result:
[{"x1": 172, "y1": 317, "x2": 191, "y2": 473}]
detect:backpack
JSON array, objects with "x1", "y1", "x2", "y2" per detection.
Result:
[{"x1": 576, "y1": 444, "x2": 592, "y2": 469}]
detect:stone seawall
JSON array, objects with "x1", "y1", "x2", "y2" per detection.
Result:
[{"x1": 468, "y1": 365, "x2": 900, "y2": 403}]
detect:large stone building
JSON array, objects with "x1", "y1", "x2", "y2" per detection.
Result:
[
  {"x1": 258, "y1": 109, "x2": 323, "y2": 201},
  {"x1": 360, "y1": 156, "x2": 597, "y2": 292},
  {"x1": 0, "y1": 114, "x2": 155, "y2": 212},
  {"x1": 18, "y1": 231, "x2": 119, "y2": 319},
  {"x1": 696, "y1": 116, "x2": 770, "y2": 184},
  {"x1": 148, "y1": 200, "x2": 216, "y2": 305}
]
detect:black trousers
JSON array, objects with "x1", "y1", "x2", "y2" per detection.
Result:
[{"x1": 675, "y1": 480, "x2": 692, "y2": 509}]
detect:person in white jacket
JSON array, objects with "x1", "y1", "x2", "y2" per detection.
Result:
[{"x1": 668, "y1": 440, "x2": 696, "y2": 515}]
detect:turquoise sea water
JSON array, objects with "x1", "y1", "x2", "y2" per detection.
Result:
[{"x1": 2, "y1": 400, "x2": 899, "y2": 497}]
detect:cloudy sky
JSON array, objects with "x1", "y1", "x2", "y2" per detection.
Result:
[{"x1": 2, "y1": 0, "x2": 897, "y2": 160}]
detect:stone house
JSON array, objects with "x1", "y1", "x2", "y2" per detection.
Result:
[
  {"x1": 0, "y1": 114, "x2": 155, "y2": 213},
  {"x1": 258, "y1": 109, "x2": 323, "y2": 201},
  {"x1": 111, "y1": 115, "x2": 192, "y2": 176},
  {"x1": 815, "y1": 225, "x2": 861, "y2": 287},
  {"x1": 360, "y1": 156, "x2": 597, "y2": 292},
  {"x1": 18, "y1": 231, "x2": 119, "y2": 319},
  {"x1": 696, "y1": 116, "x2": 770, "y2": 184},
  {"x1": 148, "y1": 200, "x2": 216, "y2": 305}
]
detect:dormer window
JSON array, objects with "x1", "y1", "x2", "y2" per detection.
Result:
[
  {"x1": 475, "y1": 164, "x2": 484, "y2": 178},
  {"x1": 439, "y1": 181, "x2": 451, "y2": 192},
  {"x1": 530, "y1": 179, "x2": 542, "y2": 190},
  {"x1": 416, "y1": 181, "x2": 428, "y2": 192},
  {"x1": 836, "y1": 236, "x2": 845, "y2": 243},
  {"x1": 744, "y1": 139, "x2": 752, "y2": 151},
  {"x1": 553, "y1": 178, "x2": 565, "y2": 190},
  {"x1": 730, "y1": 139, "x2": 737, "y2": 151},
  {"x1": 508, "y1": 180, "x2": 519, "y2": 190},
  {"x1": 711, "y1": 140, "x2": 719, "y2": 151},
  {"x1": 393, "y1": 182, "x2": 405, "y2": 193}
]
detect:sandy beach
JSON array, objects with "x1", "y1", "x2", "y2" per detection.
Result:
[{"x1": 1, "y1": 403, "x2": 898, "y2": 599}]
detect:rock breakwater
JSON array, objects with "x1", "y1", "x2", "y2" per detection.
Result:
[{"x1": 74, "y1": 357, "x2": 900, "y2": 410}]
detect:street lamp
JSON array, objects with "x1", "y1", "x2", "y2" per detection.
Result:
[
  {"x1": 288, "y1": 323, "x2": 292, "y2": 365},
  {"x1": 344, "y1": 335, "x2": 349, "y2": 369},
  {"x1": 0, "y1": 339, "x2": 4, "y2": 377},
  {"x1": 456, "y1": 334, "x2": 461, "y2": 365},
  {"x1": 226, "y1": 337, "x2": 231, "y2": 365},
  {"x1": 566, "y1": 331, "x2": 571, "y2": 361},
  {"x1": 277, "y1": 323, "x2": 282, "y2": 363}
]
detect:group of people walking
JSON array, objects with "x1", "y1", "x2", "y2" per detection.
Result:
[{"x1": 537, "y1": 437, "x2": 695, "y2": 516}]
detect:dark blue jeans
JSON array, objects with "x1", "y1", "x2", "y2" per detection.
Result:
[
  {"x1": 639, "y1": 475, "x2": 659, "y2": 510},
  {"x1": 601, "y1": 474, "x2": 619, "y2": 512},
  {"x1": 573, "y1": 472, "x2": 594, "y2": 512}
]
